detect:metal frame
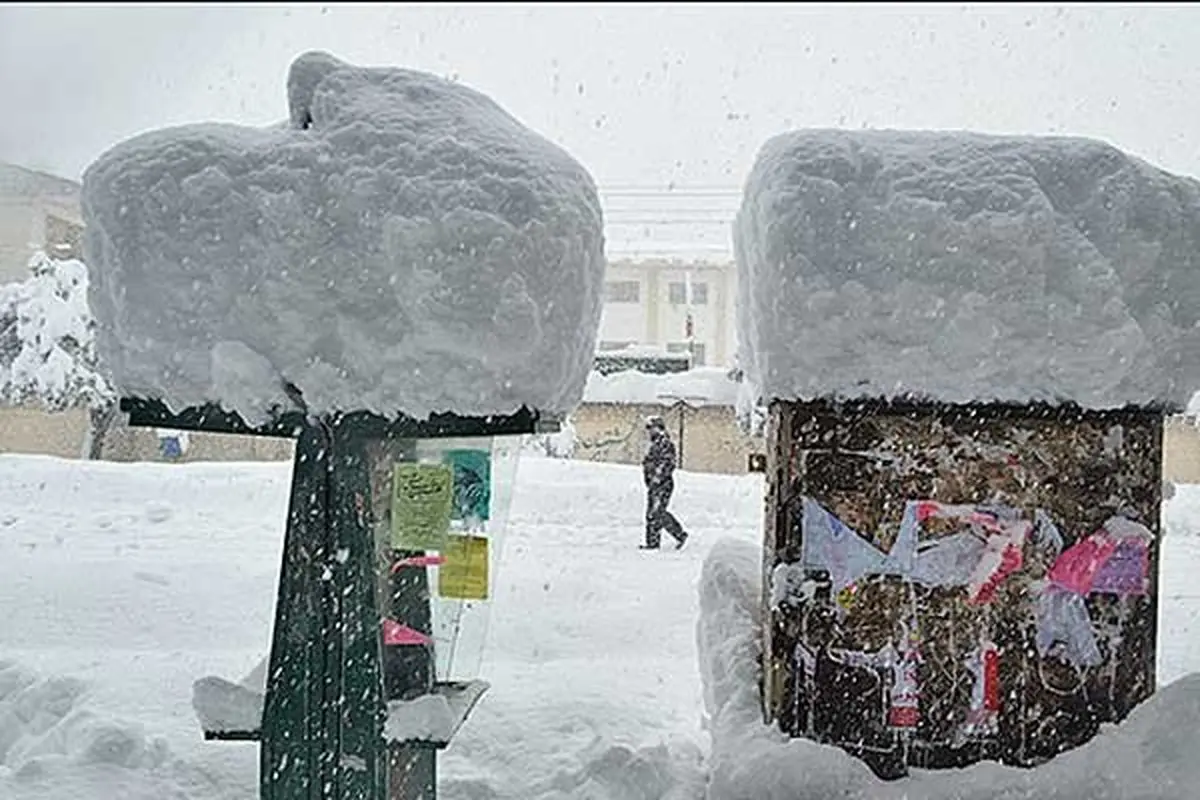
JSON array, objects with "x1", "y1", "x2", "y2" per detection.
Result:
[{"x1": 121, "y1": 396, "x2": 549, "y2": 799}]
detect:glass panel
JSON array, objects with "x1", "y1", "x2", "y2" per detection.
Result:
[{"x1": 367, "y1": 434, "x2": 521, "y2": 683}]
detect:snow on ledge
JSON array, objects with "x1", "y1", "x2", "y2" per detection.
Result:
[
  {"x1": 384, "y1": 680, "x2": 489, "y2": 745},
  {"x1": 82, "y1": 51, "x2": 604, "y2": 424},
  {"x1": 735, "y1": 129, "x2": 1200, "y2": 410},
  {"x1": 582, "y1": 366, "x2": 740, "y2": 407}
]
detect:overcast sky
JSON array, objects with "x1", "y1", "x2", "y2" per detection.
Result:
[{"x1": 2, "y1": 2, "x2": 1200, "y2": 191}]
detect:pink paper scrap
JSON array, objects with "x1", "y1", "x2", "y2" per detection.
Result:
[{"x1": 382, "y1": 618, "x2": 431, "y2": 646}]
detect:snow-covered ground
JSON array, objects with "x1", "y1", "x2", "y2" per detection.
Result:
[
  {"x1": 1, "y1": 452, "x2": 1199, "y2": 799},
  {"x1": 0, "y1": 453, "x2": 761, "y2": 799}
]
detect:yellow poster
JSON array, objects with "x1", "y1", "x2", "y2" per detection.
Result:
[
  {"x1": 391, "y1": 463, "x2": 453, "y2": 550},
  {"x1": 438, "y1": 535, "x2": 489, "y2": 600}
]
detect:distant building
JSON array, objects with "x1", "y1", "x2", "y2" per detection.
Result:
[
  {"x1": 598, "y1": 185, "x2": 739, "y2": 369},
  {"x1": 598, "y1": 258, "x2": 737, "y2": 368},
  {"x1": 0, "y1": 161, "x2": 84, "y2": 282}
]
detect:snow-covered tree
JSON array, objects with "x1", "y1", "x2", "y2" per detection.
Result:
[{"x1": 0, "y1": 251, "x2": 115, "y2": 458}]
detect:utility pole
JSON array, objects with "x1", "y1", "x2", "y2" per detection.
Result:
[
  {"x1": 684, "y1": 269, "x2": 696, "y2": 369},
  {"x1": 654, "y1": 393, "x2": 708, "y2": 471}
]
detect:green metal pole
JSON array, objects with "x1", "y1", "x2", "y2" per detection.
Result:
[
  {"x1": 261, "y1": 420, "x2": 327, "y2": 799},
  {"x1": 326, "y1": 418, "x2": 388, "y2": 798},
  {"x1": 261, "y1": 417, "x2": 390, "y2": 799}
]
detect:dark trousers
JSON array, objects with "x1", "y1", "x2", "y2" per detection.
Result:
[{"x1": 645, "y1": 479, "x2": 685, "y2": 547}]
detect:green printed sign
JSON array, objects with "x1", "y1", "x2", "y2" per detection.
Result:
[
  {"x1": 390, "y1": 462, "x2": 453, "y2": 549},
  {"x1": 444, "y1": 449, "x2": 492, "y2": 523}
]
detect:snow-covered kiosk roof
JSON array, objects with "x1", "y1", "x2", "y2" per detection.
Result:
[
  {"x1": 734, "y1": 129, "x2": 1200, "y2": 411},
  {"x1": 82, "y1": 52, "x2": 605, "y2": 425}
]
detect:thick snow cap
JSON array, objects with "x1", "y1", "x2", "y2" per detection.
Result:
[
  {"x1": 735, "y1": 129, "x2": 1200, "y2": 410},
  {"x1": 82, "y1": 51, "x2": 604, "y2": 423}
]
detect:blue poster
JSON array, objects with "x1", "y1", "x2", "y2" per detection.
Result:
[{"x1": 444, "y1": 449, "x2": 491, "y2": 523}]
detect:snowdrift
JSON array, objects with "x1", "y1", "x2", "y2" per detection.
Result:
[
  {"x1": 698, "y1": 538, "x2": 1200, "y2": 799},
  {"x1": 0, "y1": 661, "x2": 169, "y2": 779},
  {"x1": 81, "y1": 51, "x2": 604, "y2": 423},
  {"x1": 734, "y1": 130, "x2": 1200, "y2": 410}
]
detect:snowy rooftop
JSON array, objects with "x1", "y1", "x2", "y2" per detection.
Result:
[
  {"x1": 81, "y1": 51, "x2": 604, "y2": 423},
  {"x1": 735, "y1": 129, "x2": 1200, "y2": 410},
  {"x1": 0, "y1": 161, "x2": 80, "y2": 200},
  {"x1": 582, "y1": 366, "x2": 740, "y2": 407}
]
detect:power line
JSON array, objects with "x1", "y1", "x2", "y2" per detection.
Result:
[
  {"x1": 600, "y1": 183, "x2": 741, "y2": 189},
  {"x1": 604, "y1": 209, "x2": 738, "y2": 215},
  {"x1": 600, "y1": 188, "x2": 742, "y2": 197},
  {"x1": 606, "y1": 221, "x2": 736, "y2": 227}
]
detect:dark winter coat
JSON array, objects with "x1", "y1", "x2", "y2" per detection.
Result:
[{"x1": 643, "y1": 430, "x2": 677, "y2": 487}]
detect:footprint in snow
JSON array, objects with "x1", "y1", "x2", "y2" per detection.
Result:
[
  {"x1": 133, "y1": 571, "x2": 171, "y2": 587},
  {"x1": 145, "y1": 505, "x2": 173, "y2": 524}
]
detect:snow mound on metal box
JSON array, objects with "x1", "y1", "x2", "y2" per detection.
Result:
[
  {"x1": 81, "y1": 51, "x2": 604, "y2": 423},
  {"x1": 735, "y1": 130, "x2": 1200, "y2": 410}
]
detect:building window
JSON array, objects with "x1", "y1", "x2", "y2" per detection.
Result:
[
  {"x1": 668, "y1": 280, "x2": 709, "y2": 305},
  {"x1": 667, "y1": 341, "x2": 706, "y2": 366},
  {"x1": 605, "y1": 280, "x2": 640, "y2": 303}
]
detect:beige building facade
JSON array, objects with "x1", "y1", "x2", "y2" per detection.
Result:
[
  {"x1": 572, "y1": 401, "x2": 762, "y2": 475},
  {"x1": 1164, "y1": 416, "x2": 1200, "y2": 484},
  {"x1": 0, "y1": 162, "x2": 84, "y2": 282},
  {"x1": 598, "y1": 258, "x2": 737, "y2": 368},
  {"x1": 572, "y1": 401, "x2": 1200, "y2": 483},
  {"x1": 5, "y1": 396, "x2": 1200, "y2": 483}
]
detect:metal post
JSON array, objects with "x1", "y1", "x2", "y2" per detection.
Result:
[
  {"x1": 260, "y1": 416, "x2": 388, "y2": 799},
  {"x1": 119, "y1": 398, "x2": 546, "y2": 800},
  {"x1": 260, "y1": 419, "x2": 327, "y2": 799},
  {"x1": 677, "y1": 401, "x2": 686, "y2": 471},
  {"x1": 655, "y1": 394, "x2": 707, "y2": 473}
]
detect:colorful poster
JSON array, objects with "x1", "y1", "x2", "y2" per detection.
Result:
[
  {"x1": 1089, "y1": 539, "x2": 1149, "y2": 595},
  {"x1": 800, "y1": 498, "x2": 889, "y2": 592},
  {"x1": 437, "y1": 535, "x2": 489, "y2": 600},
  {"x1": 1049, "y1": 516, "x2": 1152, "y2": 596},
  {"x1": 391, "y1": 463, "x2": 453, "y2": 549},
  {"x1": 1034, "y1": 584, "x2": 1102, "y2": 667},
  {"x1": 444, "y1": 449, "x2": 492, "y2": 523}
]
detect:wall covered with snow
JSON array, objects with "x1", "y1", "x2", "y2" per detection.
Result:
[
  {"x1": 82, "y1": 51, "x2": 604, "y2": 423},
  {"x1": 735, "y1": 130, "x2": 1200, "y2": 410}
]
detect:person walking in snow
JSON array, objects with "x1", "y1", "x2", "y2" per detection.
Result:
[{"x1": 640, "y1": 415, "x2": 689, "y2": 550}]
